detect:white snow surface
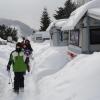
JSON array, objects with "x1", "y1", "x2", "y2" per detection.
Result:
[
  {"x1": 46, "y1": 19, "x2": 67, "y2": 32},
  {"x1": 0, "y1": 37, "x2": 7, "y2": 41},
  {"x1": 0, "y1": 40, "x2": 68, "y2": 100},
  {"x1": 88, "y1": 8, "x2": 100, "y2": 20},
  {"x1": 0, "y1": 39, "x2": 100, "y2": 100}
]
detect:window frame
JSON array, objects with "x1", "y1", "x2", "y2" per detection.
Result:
[
  {"x1": 90, "y1": 28, "x2": 100, "y2": 44},
  {"x1": 70, "y1": 29, "x2": 80, "y2": 46}
]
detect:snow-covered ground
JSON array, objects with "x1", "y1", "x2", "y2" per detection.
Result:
[
  {"x1": 0, "y1": 40, "x2": 100, "y2": 100},
  {"x1": 39, "y1": 53, "x2": 100, "y2": 100},
  {"x1": 0, "y1": 40, "x2": 68, "y2": 100}
]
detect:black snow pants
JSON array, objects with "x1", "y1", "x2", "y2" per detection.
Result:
[{"x1": 14, "y1": 72, "x2": 25, "y2": 91}]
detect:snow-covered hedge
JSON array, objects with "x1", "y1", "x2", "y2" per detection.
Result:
[{"x1": 0, "y1": 38, "x2": 7, "y2": 45}]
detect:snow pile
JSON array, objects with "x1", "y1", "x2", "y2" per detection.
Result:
[
  {"x1": 0, "y1": 38, "x2": 6, "y2": 41},
  {"x1": 0, "y1": 40, "x2": 69, "y2": 100},
  {"x1": 38, "y1": 52, "x2": 100, "y2": 100},
  {"x1": 0, "y1": 38, "x2": 7, "y2": 45},
  {"x1": 32, "y1": 41, "x2": 69, "y2": 81},
  {"x1": 1, "y1": 39, "x2": 100, "y2": 100},
  {"x1": 0, "y1": 42, "x2": 38, "y2": 100}
]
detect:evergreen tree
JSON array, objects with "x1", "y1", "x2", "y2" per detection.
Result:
[
  {"x1": 0, "y1": 24, "x2": 7, "y2": 39},
  {"x1": 53, "y1": 7, "x2": 65, "y2": 19},
  {"x1": 0, "y1": 24, "x2": 18, "y2": 41},
  {"x1": 40, "y1": 8, "x2": 51, "y2": 31},
  {"x1": 54, "y1": 0, "x2": 77, "y2": 19}
]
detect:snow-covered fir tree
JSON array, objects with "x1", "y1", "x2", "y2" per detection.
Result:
[
  {"x1": 40, "y1": 8, "x2": 51, "y2": 31},
  {"x1": 0, "y1": 24, "x2": 18, "y2": 41}
]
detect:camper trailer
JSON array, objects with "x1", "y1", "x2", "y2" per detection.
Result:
[
  {"x1": 33, "y1": 31, "x2": 50, "y2": 42},
  {"x1": 47, "y1": 19, "x2": 69, "y2": 46},
  {"x1": 62, "y1": 0, "x2": 100, "y2": 59}
]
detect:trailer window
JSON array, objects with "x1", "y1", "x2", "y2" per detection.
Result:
[
  {"x1": 58, "y1": 31, "x2": 69, "y2": 42},
  {"x1": 70, "y1": 30, "x2": 80, "y2": 46},
  {"x1": 36, "y1": 37, "x2": 42, "y2": 40},
  {"x1": 90, "y1": 29, "x2": 100, "y2": 44}
]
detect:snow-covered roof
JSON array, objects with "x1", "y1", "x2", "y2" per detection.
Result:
[
  {"x1": 62, "y1": 0, "x2": 100, "y2": 31},
  {"x1": 46, "y1": 19, "x2": 68, "y2": 32},
  {"x1": 42, "y1": 32, "x2": 50, "y2": 38},
  {"x1": 46, "y1": 21, "x2": 55, "y2": 32},
  {"x1": 34, "y1": 32, "x2": 43, "y2": 35},
  {"x1": 55, "y1": 19, "x2": 68, "y2": 28},
  {"x1": 88, "y1": 8, "x2": 100, "y2": 20}
]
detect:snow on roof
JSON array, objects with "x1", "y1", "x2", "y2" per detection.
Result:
[
  {"x1": 46, "y1": 19, "x2": 68, "y2": 32},
  {"x1": 42, "y1": 32, "x2": 50, "y2": 38},
  {"x1": 46, "y1": 21, "x2": 56, "y2": 32},
  {"x1": 55, "y1": 19, "x2": 68, "y2": 28},
  {"x1": 62, "y1": 0, "x2": 100, "y2": 31},
  {"x1": 88, "y1": 8, "x2": 100, "y2": 20},
  {"x1": 35, "y1": 32, "x2": 43, "y2": 35}
]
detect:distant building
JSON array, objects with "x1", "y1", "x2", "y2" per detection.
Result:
[
  {"x1": 47, "y1": 19, "x2": 69, "y2": 46},
  {"x1": 33, "y1": 31, "x2": 50, "y2": 42}
]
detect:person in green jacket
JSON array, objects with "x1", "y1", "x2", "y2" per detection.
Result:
[{"x1": 7, "y1": 42, "x2": 28, "y2": 93}]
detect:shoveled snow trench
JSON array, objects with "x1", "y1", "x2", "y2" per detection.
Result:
[{"x1": 0, "y1": 41, "x2": 68, "y2": 100}]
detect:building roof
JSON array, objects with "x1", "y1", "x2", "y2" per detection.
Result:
[
  {"x1": 46, "y1": 21, "x2": 55, "y2": 32},
  {"x1": 88, "y1": 8, "x2": 100, "y2": 20},
  {"x1": 62, "y1": 0, "x2": 100, "y2": 31},
  {"x1": 46, "y1": 19, "x2": 68, "y2": 32}
]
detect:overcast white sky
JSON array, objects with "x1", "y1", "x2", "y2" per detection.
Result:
[{"x1": 0, "y1": 0, "x2": 66, "y2": 30}]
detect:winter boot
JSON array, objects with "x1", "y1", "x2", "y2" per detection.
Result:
[{"x1": 13, "y1": 89, "x2": 19, "y2": 94}]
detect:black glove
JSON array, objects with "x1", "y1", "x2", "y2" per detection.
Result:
[{"x1": 7, "y1": 65, "x2": 10, "y2": 71}]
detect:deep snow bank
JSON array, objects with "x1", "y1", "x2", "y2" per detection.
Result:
[
  {"x1": 38, "y1": 52, "x2": 100, "y2": 100},
  {"x1": 32, "y1": 41, "x2": 69, "y2": 81},
  {"x1": 0, "y1": 40, "x2": 69, "y2": 100}
]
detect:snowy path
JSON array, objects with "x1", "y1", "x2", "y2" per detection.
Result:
[
  {"x1": 0, "y1": 42, "x2": 48, "y2": 100},
  {"x1": 0, "y1": 59, "x2": 38, "y2": 100},
  {"x1": 0, "y1": 41, "x2": 68, "y2": 100},
  {"x1": 0, "y1": 43, "x2": 38, "y2": 100}
]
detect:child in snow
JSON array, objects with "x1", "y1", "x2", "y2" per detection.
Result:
[
  {"x1": 7, "y1": 42, "x2": 28, "y2": 93},
  {"x1": 21, "y1": 39, "x2": 33, "y2": 72}
]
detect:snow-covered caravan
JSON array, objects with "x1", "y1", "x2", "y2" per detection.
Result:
[
  {"x1": 33, "y1": 31, "x2": 50, "y2": 42},
  {"x1": 62, "y1": 0, "x2": 100, "y2": 59},
  {"x1": 47, "y1": 19, "x2": 69, "y2": 46},
  {"x1": 41, "y1": 31, "x2": 50, "y2": 40}
]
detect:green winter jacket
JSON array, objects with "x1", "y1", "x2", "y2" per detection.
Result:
[{"x1": 8, "y1": 50, "x2": 27, "y2": 72}]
